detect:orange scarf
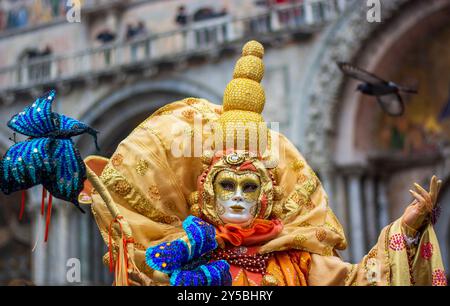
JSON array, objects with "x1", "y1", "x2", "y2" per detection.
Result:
[{"x1": 216, "y1": 219, "x2": 283, "y2": 246}]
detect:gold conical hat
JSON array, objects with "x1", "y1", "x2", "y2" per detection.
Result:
[{"x1": 217, "y1": 40, "x2": 268, "y2": 153}]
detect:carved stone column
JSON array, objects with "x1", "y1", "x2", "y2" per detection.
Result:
[
  {"x1": 363, "y1": 176, "x2": 378, "y2": 247},
  {"x1": 376, "y1": 178, "x2": 390, "y2": 231},
  {"x1": 30, "y1": 190, "x2": 71, "y2": 285},
  {"x1": 347, "y1": 171, "x2": 366, "y2": 262},
  {"x1": 29, "y1": 188, "x2": 46, "y2": 285},
  {"x1": 333, "y1": 173, "x2": 351, "y2": 261}
]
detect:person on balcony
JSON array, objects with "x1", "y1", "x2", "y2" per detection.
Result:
[
  {"x1": 21, "y1": 45, "x2": 52, "y2": 82},
  {"x1": 39, "y1": 45, "x2": 52, "y2": 80},
  {"x1": 7, "y1": 3, "x2": 29, "y2": 29},
  {"x1": 291, "y1": 0, "x2": 305, "y2": 26},
  {"x1": 96, "y1": 29, "x2": 116, "y2": 66},
  {"x1": 193, "y1": 7, "x2": 224, "y2": 47},
  {"x1": 175, "y1": 5, "x2": 188, "y2": 27},
  {"x1": 175, "y1": 5, "x2": 189, "y2": 50},
  {"x1": 250, "y1": 0, "x2": 273, "y2": 34},
  {"x1": 126, "y1": 22, "x2": 149, "y2": 62}
]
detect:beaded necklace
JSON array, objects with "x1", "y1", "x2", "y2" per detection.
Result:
[{"x1": 211, "y1": 247, "x2": 272, "y2": 275}]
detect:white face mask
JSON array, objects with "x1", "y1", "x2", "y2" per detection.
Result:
[{"x1": 213, "y1": 170, "x2": 261, "y2": 227}]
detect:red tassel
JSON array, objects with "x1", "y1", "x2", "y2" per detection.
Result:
[
  {"x1": 108, "y1": 215, "x2": 133, "y2": 285},
  {"x1": 44, "y1": 194, "x2": 53, "y2": 242},
  {"x1": 41, "y1": 187, "x2": 47, "y2": 216},
  {"x1": 19, "y1": 191, "x2": 26, "y2": 221}
]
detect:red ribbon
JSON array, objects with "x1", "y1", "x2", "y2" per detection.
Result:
[
  {"x1": 44, "y1": 194, "x2": 53, "y2": 242},
  {"x1": 41, "y1": 187, "x2": 47, "y2": 216},
  {"x1": 19, "y1": 191, "x2": 26, "y2": 221},
  {"x1": 216, "y1": 218, "x2": 283, "y2": 247},
  {"x1": 108, "y1": 215, "x2": 134, "y2": 286}
]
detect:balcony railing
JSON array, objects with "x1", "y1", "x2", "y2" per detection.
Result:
[{"x1": 0, "y1": 1, "x2": 350, "y2": 93}]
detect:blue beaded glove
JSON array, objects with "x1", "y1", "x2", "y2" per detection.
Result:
[
  {"x1": 170, "y1": 260, "x2": 232, "y2": 286},
  {"x1": 145, "y1": 216, "x2": 218, "y2": 275},
  {"x1": 145, "y1": 239, "x2": 190, "y2": 274},
  {"x1": 183, "y1": 215, "x2": 218, "y2": 260}
]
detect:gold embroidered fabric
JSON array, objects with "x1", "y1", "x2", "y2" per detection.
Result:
[
  {"x1": 90, "y1": 121, "x2": 446, "y2": 287},
  {"x1": 89, "y1": 98, "x2": 348, "y2": 282},
  {"x1": 88, "y1": 40, "x2": 446, "y2": 286},
  {"x1": 307, "y1": 219, "x2": 445, "y2": 286}
]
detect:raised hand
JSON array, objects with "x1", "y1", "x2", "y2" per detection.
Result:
[{"x1": 402, "y1": 175, "x2": 442, "y2": 232}]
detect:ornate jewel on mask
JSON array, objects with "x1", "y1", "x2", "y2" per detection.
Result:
[{"x1": 226, "y1": 152, "x2": 245, "y2": 165}]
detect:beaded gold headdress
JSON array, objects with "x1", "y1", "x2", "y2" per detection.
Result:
[
  {"x1": 188, "y1": 41, "x2": 284, "y2": 225},
  {"x1": 216, "y1": 40, "x2": 268, "y2": 153}
]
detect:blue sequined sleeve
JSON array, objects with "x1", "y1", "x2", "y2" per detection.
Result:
[
  {"x1": 144, "y1": 215, "x2": 231, "y2": 286},
  {"x1": 145, "y1": 239, "x2": 190, "y2": 274},
  {"x1": 170, "y1": 260, "x2": 232, "y2": 286},
  {"x1": 183, "y1": 215, "x2": 218, "y2": 260}
]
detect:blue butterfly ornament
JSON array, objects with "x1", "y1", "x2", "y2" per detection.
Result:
[{"x1": 0, "y1": 90, "x2": 99, "y2": 213}]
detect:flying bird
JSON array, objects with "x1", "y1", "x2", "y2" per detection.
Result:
[{"x1": 337, "y1": 62, "x2": 418, "y2": 116}]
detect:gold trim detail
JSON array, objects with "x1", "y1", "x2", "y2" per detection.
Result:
[
  {"x1": 135, "y1": 159, "x2": 149, "y2": 176},
  {"x1": 111, "y1": 154, "x2": 124, "y2": 167},
  {"x1": 100, "y1": 166, "x2": 178, "y2": 224}
]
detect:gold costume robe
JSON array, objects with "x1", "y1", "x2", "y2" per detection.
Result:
[{"x1": 86, "y1": 98, "x2": 446, "y2": 286}]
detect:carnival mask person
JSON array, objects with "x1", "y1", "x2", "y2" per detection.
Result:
[{"x1": 85, "y1": 41, "x2": 447, "y2": 286}]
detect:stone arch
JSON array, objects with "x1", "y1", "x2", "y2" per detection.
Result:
[
  {"x1": 297, "y1": 0, "x2": 450, "y2": 262},
  {"x1": 52, "y1": 77, "x2": 222, "y2": 285},
  {"x1": 330, "y1": 0, "x2": 450, "y2": 235},
  {"x1": 298, "y1": 0, "x2": 450, "y2": 169},
  {"x1": 76, "y1": 77, "x2": 222, "y2": 156}
]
